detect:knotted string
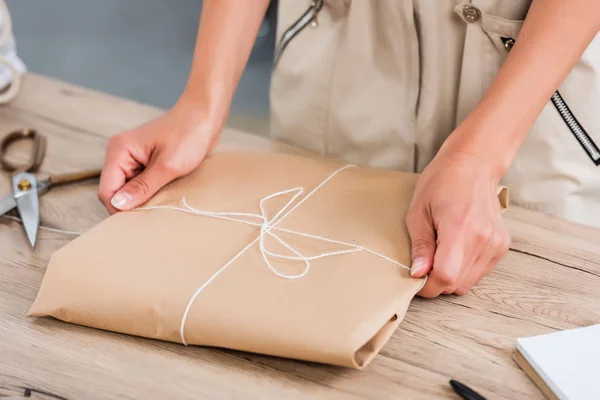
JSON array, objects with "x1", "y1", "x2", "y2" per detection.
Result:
[{"x1": 134, "y1": 164, "x2": 421, "y2": 346}]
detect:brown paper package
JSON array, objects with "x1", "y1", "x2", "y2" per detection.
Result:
[{"x1": 28, "y1": 150, "x2": 509, "y2": 369}]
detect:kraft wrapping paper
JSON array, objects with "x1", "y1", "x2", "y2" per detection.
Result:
[{"x1": 29, "y1": 150, "x2": 509, "y2": 369}]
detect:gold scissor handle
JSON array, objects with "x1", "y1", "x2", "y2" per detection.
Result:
[
  {"x1": 48, "y1": 169, "x2": 102, "y2": 187},
  {"x1": 0, "y1": 128, "x2": 46, "y2": 173}
]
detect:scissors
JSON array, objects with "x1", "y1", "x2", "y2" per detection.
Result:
[{"x1": 0, "y1": 129, "x2": 102, "y2": 247}]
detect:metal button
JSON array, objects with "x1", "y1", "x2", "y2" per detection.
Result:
[
  {"x1": 463, "y1": 5, "x2": 481, "y2": 23},
  {"x1": 310, "y1": 0, "x2": 321, "y2": 27},
  {"x1": 504, "y1": 38, "x2": 515, "y2": 51}
]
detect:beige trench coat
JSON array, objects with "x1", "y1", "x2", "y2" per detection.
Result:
[{"x1": 270, "y1": 0, "x2": 600, "y2": 227}]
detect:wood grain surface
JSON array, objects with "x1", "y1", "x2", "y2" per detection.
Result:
[{"x1": 1, "y1": 74, "x2": 599, "y2": 400}]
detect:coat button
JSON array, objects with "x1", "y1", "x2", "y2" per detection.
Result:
[
  {"x1": 504, "y1": 38, "x2": 515, "y2": 51},
  {"x1": 463, "y1": 5, "x2": 481, "y2": 23}
]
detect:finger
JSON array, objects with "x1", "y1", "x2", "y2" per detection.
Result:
[
  {"x1": 440, "y1": 231, "x2": 483, "y2": 295},
  {"x1": 442, "y1": 218, "x2": 497, "y2": 294},
  {"x1": 110, "y1": 159, "x2": 176, "y2": 211},
  {"x1": 98, "y1": 167, "x2": 122, "y2": 213},
  {"x1": 98, "y1": 140, "x2": 143, "y2": 214},
  {"x1": 442, "y1": 235, "x2": 492, "y2": 295},
  {"x1": 455, "y1": 228, "x2": 510, "y2": 295},
  {"x1": 406, "y1": 207, "x2": 437, "y2": 278},
  {"x1": 418, "y1": 229, "x2": 465, "y2": 298},
  {"x1": 456, "y1": 231, "x2": 511, "y2": 295},
  {"x1": 98, "y1": 151, "x2": 130, "y2": 214},
  {"x1": 452, "y1": 252, "x2": 492, "y2": 295},
  {"x1": 477, "y1": 253, "x2": 504, "y2": 285}
]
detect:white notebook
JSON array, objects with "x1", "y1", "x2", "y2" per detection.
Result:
[{"x1": 515, "y1": 324, "x2": 600, "y2": 400}]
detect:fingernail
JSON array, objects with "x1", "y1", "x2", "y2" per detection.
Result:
[
  {"x1": 411, "y1": 258, "x2": 426, "y2": 277},
  {"x1": 111, "y1": 192, "x2": 132, "y2": 209}
]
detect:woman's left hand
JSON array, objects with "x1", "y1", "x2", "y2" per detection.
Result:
[{"x1": 406, "y1": 147, "x2": 511, "y2": 298}]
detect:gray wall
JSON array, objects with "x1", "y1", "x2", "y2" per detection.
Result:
[{"x1": 6, "y1": 0, "x2": 275, "y2": 132}]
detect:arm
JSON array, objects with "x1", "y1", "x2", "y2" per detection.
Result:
[
  {"x1": 408, "y1": 0, "x2": 600, "y2": 297},
  {"x1": 447, "y1": 0, "x2": 600, "y2": 179},
  {"x1": 182, "y1": 0, "x2": 271, "y2": 132},
  {"x1": 98, "y1": 0, "x2": 271, "y2": 213}
]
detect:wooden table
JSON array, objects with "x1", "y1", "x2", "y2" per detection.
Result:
[{"x1": 1, "y1": 74, "x2": 599, "y2": 400}]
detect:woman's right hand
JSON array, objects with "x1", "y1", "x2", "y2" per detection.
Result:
[
  {"x1": 98, "y1": 99, "x2": 221, "y2": 214},
  {"x1": 97, "y1": 0, "x2": 272, "y2": 213}
]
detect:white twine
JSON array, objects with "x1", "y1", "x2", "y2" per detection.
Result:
[
  {"x1": 135, "y1": 164, "x2": 422, "y2": 346},
  {"x1": 1, "y1": 214, "x2": 82, "y2": 236}
]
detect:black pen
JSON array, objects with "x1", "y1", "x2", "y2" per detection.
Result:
[{"x1": 449, "y1": 379, "x2": 486, "y2": 400}]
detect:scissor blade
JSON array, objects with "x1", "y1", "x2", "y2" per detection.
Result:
[
  {"x1": 13, "y1": 172, "x2": 40, "y2": 248},
  {"x1": 0, "y1": 194, "x2": 17, "y2": 216},
  {"x1": 18, "y1": 192, "x2": 39, "y2": 248}
]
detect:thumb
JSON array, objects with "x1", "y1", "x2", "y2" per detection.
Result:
[
  {"x1": 110, "y1": 161, "x2": 175, "y2": 211},
  {"x1": 406, "y1": 209, "x2": 437, "y2": 278}
]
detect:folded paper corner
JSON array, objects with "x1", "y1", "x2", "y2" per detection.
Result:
[{"x1": 352, "y1": 313, "x2": 402, "y2": 370}]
